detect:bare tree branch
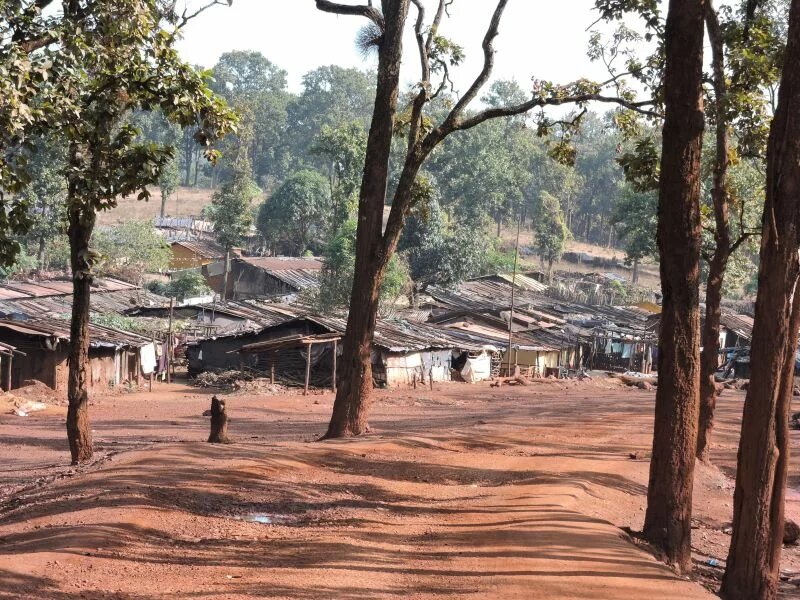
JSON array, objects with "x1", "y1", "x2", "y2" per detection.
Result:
[
  {"x1": 451, "y1": 94, "x2": 659, "y2": 133},
  {"x1": 315, "y1": 0, "x2": 385, "y2": 32},
  {"x1": 175, "y1": 0, "x2": 232, "y2": 30},
  {"x1": 442, "y1": 0, "x2": 508, "y2": 127}
]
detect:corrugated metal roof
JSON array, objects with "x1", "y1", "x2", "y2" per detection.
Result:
[
  {"x1": 0, "y1": 287, "x2": 169, "y2": 320},
  {"x1": 171, "y1": 240, "x2": 225, "y2": 259},
  {"x1": 481, "y1": 273, "x2": 549, "y2": 293},
  {"x1": 0, "y1": 318, "x2": 151, "y2": 348},
  {"x1": 267, "y1": 269, "x2": 320, "y2": 291},
  {"x1": 720, "y1": 313, "x2": 754, "y2": 341},
  {"x1": 238, "y1": 256, "x2": 324, "y2": 271}
]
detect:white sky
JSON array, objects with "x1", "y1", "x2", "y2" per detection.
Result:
[{"x1": 176, "y1": 1, "x2": 628, "y2": 95}]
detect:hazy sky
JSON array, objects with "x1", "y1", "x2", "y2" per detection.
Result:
[{"x1": 176, "y1": 1, "x2": 625, "y2": 96}]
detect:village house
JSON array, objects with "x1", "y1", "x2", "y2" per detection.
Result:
[
  {"x1": 0, "y1": 277, "x2": 169, "y2": 321},
  {"x1": 204, "y1": 256, "x2": 323, "y2": 300},
  {"x1": 169, "y1": 240, "x2": 226, "y2": 270},
  {"x1": 0, "y1": 318, "x2": 153, "y2": 394},
  {"x1": 186, "y1": 309, "x2": 496, "y2": 388}
]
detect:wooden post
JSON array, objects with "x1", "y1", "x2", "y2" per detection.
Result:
[
  {"x1": 166, "y1": 297, "x2": 174, "y2": 384},
  {"x1": 304, "y1": 342, "x2": 311, "y2": 396},
  {"x1": 5, "y1": 355, "x2": 11, "y2": 392},
  {"x1": 332, "y1": 339, "x2": 337, "y2": 393},
  {"x1": 270, "y1": 360, "x2": 275, "y2": 385}
]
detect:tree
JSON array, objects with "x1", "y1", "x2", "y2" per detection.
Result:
[
  {"x1": 311, "y1": 121, "x2": 368, "y2": 228},
  {"x1": 696, "y1": 0, "x2": 779, "y2": 462},
  {"x1": 17, "y1": 139, "x2": 68, "y2": 270},
  {"x1": 286, "y1": 65, "x2": 376, "y2": 162},
  {"x1": 641, "y1": 0, "x2": 706, "y2": 573},
  {"x1": 94, "y1": 220, "x2": 171, "y2": 284},
  {"x1": 533, "y1": 191, "x2": 569, "y2": 281},
  {"x1": 257, "y1": 169, "x2": 331, "y2": 255},
  {"x1": 210, "y1": 51, "x2": 291, "y2": 188},
  {"x1": 317, "y1": 0, "x2": 656, "y2": 438},
  {"x1": 1, "y1": 1, "x2": 236, "y2": 464},
  {"x1": 209, "y1": 147, "x2": 259, "y2": 298},
  {"x1": 317, "y1": 218, "x2": 409, "y2": 310},
  {"x1": 158, "y1": 158, "x2": 180, "y2": 218},
  {"x1": 611, "y1": 187, "x2": 658, "y2": 283},
  {"x1": 721, "y1": 0, "x2": 800, "y2": 596}
]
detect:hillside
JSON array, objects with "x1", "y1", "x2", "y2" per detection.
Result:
[{"x1": 96, "y1": 187, "x2": 215, "y2": 226}]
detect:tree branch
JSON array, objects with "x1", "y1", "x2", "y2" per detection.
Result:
[
  {"x1": 442, "y1": 0, "x2": 509, "y2": 128},
  {"x1": 175, "y1": 0, "x2": 232, "y2": 30},
  {"x1": 451, "y1": 94, "x2": 658, "y2": 134},
  {"x1": 315, "y1": 0, "x2": 385, "y2": 32}
]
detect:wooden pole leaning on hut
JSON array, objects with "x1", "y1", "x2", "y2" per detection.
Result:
[
  {"x1": 506, "y1": 213, "x2": 522, "y2": 376},
  {"x1": 166, "y1": 297, "x2": 174, "y2": 384},
  {"x1": 304, "y1": 342, "x2": 312, "y2": 396},
  {"x1": 208, "y1": 395, "x2": 230, "y2": 443},
  {"x1": 332, "y1": 339, "x2": 337, "y2": 394}
]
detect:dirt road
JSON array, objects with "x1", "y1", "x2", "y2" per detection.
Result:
[{"x1": 0, "y1": 378, "x2": 797, "y2": 598}]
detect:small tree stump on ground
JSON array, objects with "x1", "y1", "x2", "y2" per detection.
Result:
[
  {"x1": 785, "y1": 520, "x2": 800, "y2": 545},
  {"x1": 208, "y1": 396, "x2": 230, "y2": 444}
]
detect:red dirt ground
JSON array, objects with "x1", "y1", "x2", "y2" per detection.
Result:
[{"x1": 0, "y1": 377, "x2": 798, "y2": 599}]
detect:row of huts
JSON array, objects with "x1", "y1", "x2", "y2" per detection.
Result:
[{"x1": 0, "y1": 260, "x2": 758, "y2": 396}]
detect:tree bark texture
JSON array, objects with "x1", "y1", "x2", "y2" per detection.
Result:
[
  {"x1": 721, "y1": 2, "x2": 800, "y2": 596},
  {"x1": 66, "y1": 198, "x2": 96, "y2": 465},
  {"x1": 697, "y1": 2, "x2": 732, "y2": 463},
  {"x1": 208, "y1": 396, "x2": 230, "y2": 443},
  {"x1": 324, "y1": 0, "x2": 411, "y2": 438},
  {"x1": 642, "y1": 0, "x2": 705, "y2": 574}
]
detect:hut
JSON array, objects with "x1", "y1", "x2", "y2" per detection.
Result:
[{"x1": 0, "y1": 318, "x2": 152, "y2": 394}]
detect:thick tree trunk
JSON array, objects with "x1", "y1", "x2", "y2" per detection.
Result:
[
  {"x1": 160, "y1": 191, "x2": 168, "y2": 219},
  {"x1": 208, "y1": 395, "x2": 230, "y2": 443},
  {"x1": 721, "y1": 3, "x2": 800, "y2": 595},
  {"x1": 324, "y1": 0, "x2": 410, "y2": 439},
  {"x1": 632, "y1": 258, "x2": 639, "y2": 285},
  {"x1": 697, "y1": 1, "x2": 732, "y2": 464},
  {"x1": 66, "y1": 200, "x2": 96, "y2": 465},
  {"x1": 642, "y1": 0, "x2": 705, "y2": 574}
]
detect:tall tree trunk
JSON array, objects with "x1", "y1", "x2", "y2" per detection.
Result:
[
  {"x1": 221, "y1": 248, "x2": 230, "y2": 300},
  {"x1": 324, "y1": 0, "x2": 410, "y2": 439},
  {"x1": 642, "y1": 0, "x2": 705, "y2": 574},
  {"x1": 721, "y1": 2, "x2": 800, "y2": 595},
  {"x1": 160, "y1": 191, "x2": 168, "y2": 219},
  {"x1": 697, "y1": 1, "x2": 732, "y2": 464},
  {"x1": 632, "y1": 258, "x2": 639, "y2": 285},
  {"x1": 698, "y1": 250, "x2": 726, "y2": 462},
  {"x1": 66, "y1": 198, "x2": 96, "y2": 464},
  {"x1": 182, "y1": 131, "x2": 193, "y2": 186},
  {"x1": 193, "y1": 151, "x2": 200, "y2": 187},
  {"x1": 36, "y1": 235, "x2": 46, "y2": 271}
]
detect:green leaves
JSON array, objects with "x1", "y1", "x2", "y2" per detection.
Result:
[{"x1": 0, "y1": 0, "x2": 237, "y2": 267}]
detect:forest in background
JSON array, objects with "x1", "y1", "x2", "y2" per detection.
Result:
[{"x1": 11, "y1": 50, "x2": 766, "y2": 304}]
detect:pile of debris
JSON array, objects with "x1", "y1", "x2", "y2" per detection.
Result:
[
  {"x1": 194, "y1": 370, "x2": 286, "y2": 395},
  {"x1": 2, "y1": 379, "x2": 64, "y2": 416}
]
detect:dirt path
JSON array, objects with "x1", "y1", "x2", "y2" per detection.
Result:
[{"x1": 0, "y1": 379, "x2": 797, "y2": 598}]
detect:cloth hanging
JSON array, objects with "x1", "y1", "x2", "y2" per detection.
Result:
[{"x1": 140, "y1": 343, "x2": 157, "y2": 376}]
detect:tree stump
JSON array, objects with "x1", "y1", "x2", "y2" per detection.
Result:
[
  {"x1": 784, "y1": 520, "x2": 800, "y2": 545},
  {"x1": 208, "y1": 396, "x2": 230, "y2": 444}
]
